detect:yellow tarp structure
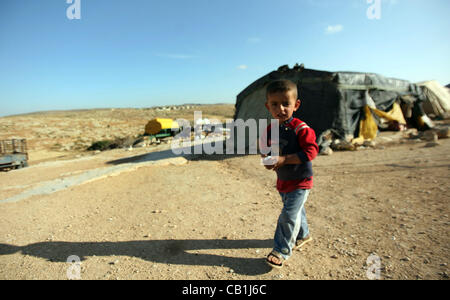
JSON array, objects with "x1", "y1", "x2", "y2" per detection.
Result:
[
  {"x1": 352, "y1": 102, "x2": 406, "y2": 145},
  {"x1": 145, "y1": 118, "x2": 179, "y2": 135}
]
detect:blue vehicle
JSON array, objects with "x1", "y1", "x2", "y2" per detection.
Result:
[{"x1": 0, "y1": 139, "x2": 29, "y2": 171}]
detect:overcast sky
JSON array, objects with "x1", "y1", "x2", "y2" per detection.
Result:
[{"x1": 1, "y1": 0, "x2": 449, "y2": 116}]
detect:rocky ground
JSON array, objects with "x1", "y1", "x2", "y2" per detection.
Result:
[{"x1": 0, "y1": 106, "x2": 449, "y2": 280}]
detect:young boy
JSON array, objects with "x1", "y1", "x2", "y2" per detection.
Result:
[{"x1": 260, "y1": 79, "x2": 319, "y2": 269}]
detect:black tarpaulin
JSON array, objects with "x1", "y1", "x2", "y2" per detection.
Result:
[{"x1": 234, "y1": 66, "x2": 428, "y2": 150}]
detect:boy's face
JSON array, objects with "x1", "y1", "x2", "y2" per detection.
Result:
[{"x1": 265, "y1": 91, "x2": 301, "y2": 123}]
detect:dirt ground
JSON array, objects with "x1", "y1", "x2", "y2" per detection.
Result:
[{"x1": 0, "y1": 108, "x2": 449, "y2": 280}]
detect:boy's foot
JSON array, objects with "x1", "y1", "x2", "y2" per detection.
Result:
[
  {"x1": 294, "y1": 235, "x2": 312, "y2": 251},
  {"x1": 266, "y1": 251, "x2": 284, "y2": 269}
]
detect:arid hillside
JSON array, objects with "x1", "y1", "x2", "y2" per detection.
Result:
[{"x1": 0, "y1": 104, "x2": 235, "y2": 163}]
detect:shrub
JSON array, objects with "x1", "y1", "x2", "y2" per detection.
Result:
[{"x1": 87, "y1": 140, "x2": 117, "y2": 151}]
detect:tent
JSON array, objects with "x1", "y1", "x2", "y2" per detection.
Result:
[
  {"x1": 417, "y1": 81, "x2": 450, "y2": 119},
  {"x1": 233, "y1": 64, "x2": 430, "y2": 151}
]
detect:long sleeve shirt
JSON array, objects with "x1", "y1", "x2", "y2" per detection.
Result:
[{"x1": 260, "y1": 117, "x2": 319, "y2": 192}]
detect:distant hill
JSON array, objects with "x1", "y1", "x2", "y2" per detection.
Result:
[
  {"x1": 446, "y1": 84, "x2": 450, "y2": 88},
  {"x1": 2, "y1": 103, "x2": 235, "y2": 118}
]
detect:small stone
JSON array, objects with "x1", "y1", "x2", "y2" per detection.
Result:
[
  {"x1": 320, "y1": 147, "x2": 333, "y2": 156},
  {"x1": 363, "y1": 140, "x2": 376, "y2": 148},
  {"x1": 424, "y1": 141, "x2": 440, "y2": 147},
  {"x1": 400, "y1": 257, "x2": 411, "y2": 262},
  {"x1": 435, "y1": 127, "x2": 450, "y2": 139},
  {"x1": 331, "y1": 254, "x2": 338, "y2": 259},
  {"x1": 422, "y1": 131, "x2": 438, "y2": 142}
]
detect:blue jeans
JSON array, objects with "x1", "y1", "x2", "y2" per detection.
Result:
[{"x1": 274, "y1": 189, "x2": 310, "y2": 260}]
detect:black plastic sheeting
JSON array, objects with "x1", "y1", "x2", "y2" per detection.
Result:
[{"x1": 235, "y1": 66, "x2": 427, "y2": 149}]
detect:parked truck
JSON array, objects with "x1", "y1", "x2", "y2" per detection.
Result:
[{"x1": 0, "y1": 139, "x2": 29, "y2": 171}]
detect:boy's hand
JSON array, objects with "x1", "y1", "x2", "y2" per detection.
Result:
[
  {"x1": 263, "y1": 154, "x2": 302, "y2": 171},
  {"x1": 264, "y1": 156, "x2": 286, "y2": 171},
  {"x1": 271, "y1": 156, "x2": 286, "y2": 171}
]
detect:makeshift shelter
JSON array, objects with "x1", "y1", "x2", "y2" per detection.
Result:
[
  {"x1": 417, "y1": 81, "x2": 450, "y2": 119},
  {"x1": 233, "y1": 65, "x2": 430, "y2": 151}
]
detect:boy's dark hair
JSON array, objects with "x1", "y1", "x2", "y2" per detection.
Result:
[{"x1": 266, "y1": 80, "x2": 298, "y2": 100}]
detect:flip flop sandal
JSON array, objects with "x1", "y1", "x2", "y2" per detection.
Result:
[
  {"x1": 294, "y1": 235, "x2": 313, "y2": 251},
  {"x1": 266, "y1": 251, "x2": 284, "y2": 269}
]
